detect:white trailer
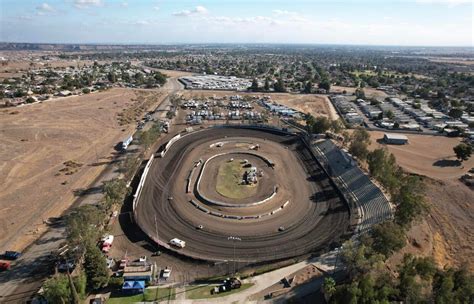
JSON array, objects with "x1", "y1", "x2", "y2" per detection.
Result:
[{"x1": 122, "y1": 135, "x2": 133, "y2": 150}]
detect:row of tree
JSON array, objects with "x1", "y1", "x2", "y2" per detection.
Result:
[
  {"x1": 43, "y1": 174, "x2": 133, "y2": 302},
  {"x1": 305, "y1": 115, "x2": 345, "y2": 135},
  {"x1": 325, "y1": 248, "x2": 473, "y2": 304}
]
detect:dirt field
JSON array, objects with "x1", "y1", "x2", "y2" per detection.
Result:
[
  {"x1": 424, "y1": 179, "x2": 474, "y2": 271},
  {"x1": 180, "y1": 90, "x2": 339, "y2": 120},
  {"x1": 331, "y1": 85, "x2": 388, "y2": 100},
  {"x1": 368, "y1": 131, "x2": 474, "y2": 180},
  {"x1": 0, "y1": 88, "x2": 140, "y2": 252},
  {"x1": 155, "y1": 69, "x2": 193, "y2": 78},
  {"x1": 0, "y1": 59, "x2": 102, "y2": 73},
  {"x1": 366, "y1": 131, "x2": 474, "y2": 271},
  {"x1": 387, "y1": 178, "x2": 474, "y2": 272},
  {"x1": 427, "y1": 57, "x2": 474, "y2": 66}
]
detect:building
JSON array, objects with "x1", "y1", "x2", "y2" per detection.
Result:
[
  {"x1": 123, "y1": 262, "x2": 153, "y2": 282},
  {"x1": 383, "y1": 133, "x2": 408, "y2": 145},
  {"x1": 122, "y1": 281, "x2": 145, "y2": 294}
]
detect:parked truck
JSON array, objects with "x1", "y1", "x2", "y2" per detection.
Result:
[
  {"x1": 169, "y1": 238, "x2": 186, "y2": 248},
  {"x1": 3, "y1": 251, "x2": 21, "y2": 260}
]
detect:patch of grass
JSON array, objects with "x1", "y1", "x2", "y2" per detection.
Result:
[
  {"x1": 215, "y1": 159, "x2": 256, "y2": 199},
  {"x1": 107, "y1": 287, "x2": 175, "y2": 304},
  {"x1": 185, "y1": 283, "x2": 253, "y2": 299}
]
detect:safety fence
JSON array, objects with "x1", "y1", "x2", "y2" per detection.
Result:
[{"x1": 132, "y1": 154, "x2": 154, "y2": 217}]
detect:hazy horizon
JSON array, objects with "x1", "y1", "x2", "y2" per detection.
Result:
[{"x1": 1, "y1": 0, "x2": 473, "y2": 47}]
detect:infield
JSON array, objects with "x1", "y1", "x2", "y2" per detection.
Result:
[{"x1": 216, "y1": 159, "x2": 257, "y2": 200}]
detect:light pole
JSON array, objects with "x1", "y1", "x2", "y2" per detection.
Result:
[
  {"x1": 154, "y1": 215, "x2": 160, "y2": 248},
  {"x1": 227, "y1": 236, "x2": 241, "y2": 277},
  {"x1": 154, "y1": 215, "x2": 159, "y2": 302}
]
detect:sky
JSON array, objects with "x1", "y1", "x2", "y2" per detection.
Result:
[{"x1": 0, "y1": 0, "x2": 473, "y2": 47}]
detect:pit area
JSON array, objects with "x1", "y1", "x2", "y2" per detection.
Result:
[{"x1": 134, "y1": 126, "x2": 350, "y2": 262}]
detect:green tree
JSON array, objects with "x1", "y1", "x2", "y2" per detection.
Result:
[
  {"x1": 370, "y1": 222, "x2": 406, "y2": 257},
  {"x1": 385, "y1": 110, "x2": 394, "y2": 120},
  {"x1": 394, "y1": 175, "x2": 427, "y2": 227},
  {"x1": 66, "y1": 205, "x2": 105, "y2": 248},
  {"x1": 355, "y1": 88, "x2": 365, "y2": 99},
  {"x1": 107, "y1": 72, "x2": 117, "y2": 83},
  {"x1": 330, "y1": 119, "x2": 345, "y2": 134},
  {"x1": 264, "y1": 78, "x2": 270, "y2": 91},
  {"x1": 349, "y1": 128, "x2": 371, "y2": 160},
  {"x1": 103, "y1": 178, "x2": 128, "y2": 208},
  {"x1": 84, "y1": 245, "x2": 109, "y2": 290},
  {"x1": 367, "y1": 148, "x2": 401, "y2": 193},
  {"x1": 306, "y1": 115, "x2": 331, "y2": 134},
  {"x1": 303, "y1": 81, "x2": 313, "y2": 94},
  {"x1": 332, "y1": 281, "x2": 361, "y2": 304},
  {"x1": 166, "y1": 110, "x2": 176, "y2": 120},
  {"x1": 319, "y1": 78, "x2": 331, "y2": 91},
  {"x1": 453, "y1": 143, "x2": 472, "y2": 162},
  {"x1": 273, "y1": 78, "x2": 286, "y2": 92},
  {"x1": 448, "y1": 108, "x2": 463, "y2": 119},
  {"x1": 68, "y1": 272, "x2": 80, "y2": 304},
  {"x1": 43, "y1": 275, "x2": 71, "y2": 304},
  {"x1": 73, "y1": 270, "x2": 87, "y2": 299},
  {"x1": 153, "y1": 71, "x2": 167, "y2": 85},
  {"x1": 249, "y1": 78, "x2": 259, "y2": 91},
  {"x1": 323, "y1": 277, "x2": 337, "y2": 302}
]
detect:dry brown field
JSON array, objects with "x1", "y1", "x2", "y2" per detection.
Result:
[
  {"x1": 0, "y1": 88, "x2": 140, "y2": 251},
  {"x1": 427, "y1": 57, "x2": 474, "y2": 66},
  {"x1": 155, "y1": 69, "x2": 193, "y2": 78},
  {"x1": 367, "y1": 131, "x2": 474, "y2": 271},
  {"x1": 331, "y1": 85, "x2": 388, "y2": 99},
  {"x1": 0, "y1": 59, "x2": 103, "y2": 73},
  {"x1": 368, "y1": 131, "x2": 474, "y2": 179}
]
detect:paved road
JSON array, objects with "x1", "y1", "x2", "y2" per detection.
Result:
[
  {"x1": 134, "y1": 249, "x2": 342, "y2": 304},
  {"x1": 0, "y1": 77, "x2": 184, "y2": 303},
  {"x1": 135, "y1": 126, "x2": 350, "y2": 262}
]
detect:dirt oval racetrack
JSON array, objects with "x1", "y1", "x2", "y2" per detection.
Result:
[{"x1": 134, "y1": 126, "x2": 350, "y2": 262}]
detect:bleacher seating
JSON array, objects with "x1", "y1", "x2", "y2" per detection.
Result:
[{"x1": 313, "y1": 139, "x2": 392, "y2": 234}]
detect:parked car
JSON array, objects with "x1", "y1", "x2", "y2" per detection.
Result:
[
  {"x1": 3, "y1": 251, "x2": 21, "y2": 260},
  {"x1": 0, "y1": 261, "x2": 11, "y2": 271},
  {"x1": 57, "y1": 260, "x2": 75, "y2": 272}
]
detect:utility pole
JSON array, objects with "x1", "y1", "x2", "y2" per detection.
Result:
[
  {"x1": 154, "y1": 215, "x2": 159, "y2": 301},
  {"x1": 154, "y1": 215, "x2": 159, "y2": 247},
  {"x1": 155, "y1": 265, "x2": 160, "y2": 302},
  {"x1": 227, "y1": 236, "x2": 241, "y2": 277}
]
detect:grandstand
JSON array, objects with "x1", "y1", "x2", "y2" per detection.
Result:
[{"x1": 312, "y1": 139, "x2": 392, "y2": 234}]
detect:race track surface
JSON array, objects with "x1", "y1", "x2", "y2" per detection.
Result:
[{"x1": 135, "y1": 126, "x2": 350, "y2": 262}]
